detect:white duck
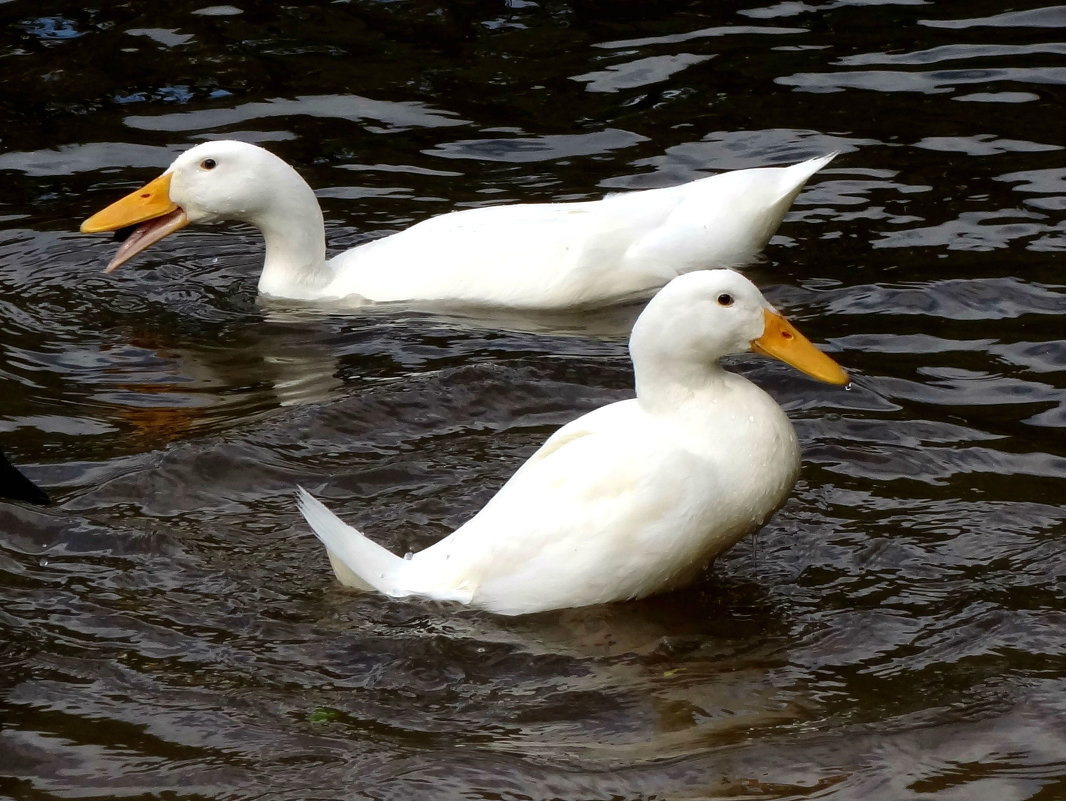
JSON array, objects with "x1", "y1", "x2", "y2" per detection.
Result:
[
  {"x1": 81, "y1": 141, "x2": 834, "y2": 309},
  {"x1": 297, "y1": 269, "x2": 848, "y2": 615}
]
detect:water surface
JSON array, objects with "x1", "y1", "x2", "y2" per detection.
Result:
[{"x1": 1, "y1": 1, "x2": 1064, "y2": 799}]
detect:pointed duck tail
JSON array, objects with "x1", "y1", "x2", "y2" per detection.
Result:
[
  {"x1": 297, "y1": 487, "x2": 413, "y2": 597},
  {"x1": 776, "y1": 151, "x2": 837, "y2": 203}
]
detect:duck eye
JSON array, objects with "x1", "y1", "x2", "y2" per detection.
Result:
[
  {"x1": 717, "y1": 293, "x2": 734, "y2": 307},
  {"x1": 200, "y1": 158, "x2": 217, "y2": 170}
]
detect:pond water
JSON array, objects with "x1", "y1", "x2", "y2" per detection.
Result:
[{"x1": 1, "y1": 1, "x2": 1064, "y2": 799}]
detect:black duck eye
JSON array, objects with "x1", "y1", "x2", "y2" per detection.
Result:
[
  {"x1": 717, "y1": 293, "x2": 734, "y2": 307},
  {"x1": 200, "y1": 158, "x2": 217, "y2": 170}
]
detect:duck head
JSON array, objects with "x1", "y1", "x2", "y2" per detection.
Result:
[
  {"x1": 80, "y1": 140, "x2": 320, "y2": 273},
  {"x1": 630, "y1": 269, "x2": 849, "y2": 387}
]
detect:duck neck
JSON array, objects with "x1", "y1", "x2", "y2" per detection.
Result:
[
  {"x1": 633, "y1": 357, "x2": 736, "y2": 416},
  {"x1": 251, "y1": 171, "x2": 332, "y2": 300}
]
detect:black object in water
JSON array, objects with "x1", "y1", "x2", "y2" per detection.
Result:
[{"x1": 0, "y1": 448, "x2": 50, "y2": 505}]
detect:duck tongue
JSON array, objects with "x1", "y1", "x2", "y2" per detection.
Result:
[{"x1": 105, "y1": 207, "x2": 189, "y2": 273}]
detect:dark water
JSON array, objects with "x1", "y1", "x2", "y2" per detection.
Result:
[{"x1": 1, "y1": 1, "x2": 1065, "y2": 798}]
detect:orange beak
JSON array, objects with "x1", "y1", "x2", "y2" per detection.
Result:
[
  {"x1": 81, "y1": 172, "x2": 189, "y2": 272},
  {"x1": 751, "y1": 307, "x2": 849, "y2": 385}
]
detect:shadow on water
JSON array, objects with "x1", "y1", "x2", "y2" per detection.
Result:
[{"x1": 1, "y1": 1, "x2": 1064, "y2": 799}]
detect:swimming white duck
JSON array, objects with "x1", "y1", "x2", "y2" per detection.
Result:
[
  {"x1": 81, "y1": 141, "x2": 835, "y2": 309},
  {"x1": 297, "y1": 269, "x2": 848, "y2": 615}
]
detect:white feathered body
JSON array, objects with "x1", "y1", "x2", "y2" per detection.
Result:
[
  {"x1": 301, "y1": 371, "x2": 800, "y2": 616},
  {"x1": 84, "y1": 141, "x2": 834, "y2": 309},
  {"x1": 315, "y1": 154, "x2": 835, "y2": 308},
  {"x1": 296, "y1": 269, "x2": 849, "y2": 616}
]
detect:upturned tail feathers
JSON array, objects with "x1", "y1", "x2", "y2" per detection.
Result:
[
  {"x1": 297, "y1": 486, "x2": 410, "y2": 597},
  {"x1": 296, "y1": 486, "x2": 476, "y2": 605},
  {"x1": 782, "y1": 152, "x2": 837, "y2": 197}
]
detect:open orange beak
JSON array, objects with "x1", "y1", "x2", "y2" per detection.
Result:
[
  {"x1": 751, "y1": 307, "x2": 849, "y2": 385},
  {"x1": 80, "y1": 172, "x2": 189, "y2": 272}
]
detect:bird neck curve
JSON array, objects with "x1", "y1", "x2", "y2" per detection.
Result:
[
  {"x1": 633, "y1": 354, "x2": 738, "y2": 416},
  {"x1": 250, "y1": 165, "x2": 332, "y2": 300}
]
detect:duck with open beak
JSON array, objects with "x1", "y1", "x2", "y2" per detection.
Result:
[{"x1": 80, "y1": 172, "x2": 188, "y2": 273}]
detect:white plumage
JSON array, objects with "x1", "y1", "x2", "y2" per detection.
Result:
[
  {"x1": 82, "y1": 141, "x2": 834, "y2": 309},
  {"x1": 297, "y1": 269, "x2": 849, "y2": 615}
]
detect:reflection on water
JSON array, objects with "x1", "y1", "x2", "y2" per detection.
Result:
[{"x1": 1, "y1": 1, "x2": 1064, "y2": 799}]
